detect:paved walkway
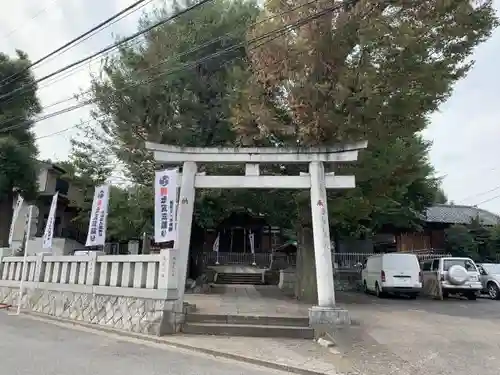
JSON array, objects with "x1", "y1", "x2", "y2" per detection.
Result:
[
  {"x1": 184, "y1": 286, "x2": 350, "y2": 374},
  {"x1": 185, "y1": 285, "x2": 310, "y2": 317},
  {"x1": 208, "y1": 265, "x2": 266, "y2": 274}
]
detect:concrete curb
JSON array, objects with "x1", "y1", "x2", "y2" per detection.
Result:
[{"x1": 19, "y1": 311, "x2": 331, "y2": 375}]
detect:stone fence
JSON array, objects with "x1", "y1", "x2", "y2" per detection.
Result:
[{"x1": 0, "y1": 251, "x2": 182, "y2": 336}]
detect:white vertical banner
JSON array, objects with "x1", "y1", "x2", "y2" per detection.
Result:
[
  {"x1": 213, "y1": 232, "x2": 220, "y2": 265},
  {"x1": 154, "y1": 169, "x2": 178, "y2": 244},
  {"x1": 85, "y1": 185, "x2": 110, "y2": 247},
  {"x1": 249, "y1": 230, "x2": 256, "y2": 266},
  {"x1": 248, "y1": 231, "x2": 255, "y2": 254},
  {"x1": 42, "y1": 192, "x2": 58, "y2": 249},
  {"x1": 8, "y1": 195, "x2": 24, "y2": 247}
]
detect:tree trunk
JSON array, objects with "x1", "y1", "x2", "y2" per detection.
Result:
[
  {"x1": 295, "y1": 225, "x2": 318, "y2": 304},
  {"x1": 0, "y1": 191, "x2": 14, "y2": 247}
]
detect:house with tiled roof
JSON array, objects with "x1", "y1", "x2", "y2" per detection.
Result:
[
  {"x1": 425, "y1": 204, "x2": 500, "y2": 226},
  {"x1": 397, "y1": 204, "x2": 500, "y2": 252}
]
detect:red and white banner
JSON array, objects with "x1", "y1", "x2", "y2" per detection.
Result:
[
  {"x1": 85, "y1": 185, "x2": 110, "y2": 247},
  {"x1": 42, "y1": 192, "x2": 58, "y2": 249},
  {"x1": 154, "y1": 169, "x2": 178, "y2": 243}
]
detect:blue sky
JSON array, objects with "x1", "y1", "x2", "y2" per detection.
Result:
[{"x1": 1, "y1": 0, "x2": 500, "y2": 213}]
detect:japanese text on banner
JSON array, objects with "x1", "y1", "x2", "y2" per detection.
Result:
[
  {"x1": 154, "y1": 169, "x2": 178, "y2": 244},
  {"x1": 42, "y1": 192, "x2": 59, "y2": 249},
  {"x1": 85, "y1": 185, "x2": 110, "y2": 247}
]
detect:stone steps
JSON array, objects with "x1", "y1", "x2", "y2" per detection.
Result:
[
  {"x1": 183, "y1": 313, "x2": 313, "y2": 339},
  {"x1": 215, "y1": 272, "x2": 263, "y2": 285},
  {"x1": 186, "y1": 313, "x2": 309, "y2": 327}
]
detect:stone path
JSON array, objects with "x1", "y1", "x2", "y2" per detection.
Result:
[
  {"x1": 185, "y1": 285, "x2": 310, "y2": 317},
  {"x1": 208, "y1": 265, "x2": 266, "y2": 274},
  {"x1": 184, "y1": 286, "x2": 352, "y2": 374}
]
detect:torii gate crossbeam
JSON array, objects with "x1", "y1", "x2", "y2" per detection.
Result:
[{"x1": 146, "y1": 141, "x2": 367, "y2": 325}]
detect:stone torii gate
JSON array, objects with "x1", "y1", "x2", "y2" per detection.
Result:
[{"x1": 146, "y1": 141, "x2": 367, "y2": 324}]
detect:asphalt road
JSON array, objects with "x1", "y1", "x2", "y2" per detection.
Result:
[
  {"x1": 336, "y1": 292, "x2": 500, "y2": 375},
  {"x1": 0, "y1": 312, "x2": 285, "y2": 375},
  {"x1": 338, "y1": 291, "x2": 500, "y2": 320}
]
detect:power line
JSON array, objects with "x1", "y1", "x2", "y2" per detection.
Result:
[
  {"x1": 459, "y1": 185, "x2": 500, "y2": 204},
  {"x1": 3, "y1": 0, "x2": 361, "y2": 182},
  {"x1": 0, "y1": 0, "x2": 331, "y2": 133},
  {"x1": 0, "y1": 0, "x2": 62, "y2": 40},
  {"x1": 0, "y1": 0, "x2": 157, "y2": 107},
  {"x1": 473, "y1": 193, "x2": 500, "y2": 207},
  {"x1": 0, "y1": 0, "x2": 153, "y2": 89},
  {"x1": 0, "y1": 0, "x2": 218, "y2": 102},
  {"x1": 4, "y1": 0, "x2": 351, "y2": 151}
]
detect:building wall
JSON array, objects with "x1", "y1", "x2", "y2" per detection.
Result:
[
  {"x1": 337, "y1": 238, "x2": 374, "y2": 253},
  {"x1": 41, "y1": 168, "x2": 83, "y2": 205},
  {"x1": 37, "y1": 168, "x2": 48, "y2": 191},
  {"x1": 9, "y1": 165, "x2": 84, "y2": 249}
]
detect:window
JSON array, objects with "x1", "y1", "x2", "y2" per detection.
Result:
[
  {"x1": 478, "y1": 265, "x2": 487, "y2": 276},
  {"x1": 443, "y1": 259, "x2": 477, "y2": 272},
  {"x1": 431, "y1": 259, "x2": 440, "y2": 271},
  {"x1": 422, "y1": 261, "x2": 431, "y2": 271},
  {"x1": 482, "y1": 263, "x2": 500, "y2": 275},
  {"x1": 55, "y1": 178, "x2": 69, "y2": 195}
]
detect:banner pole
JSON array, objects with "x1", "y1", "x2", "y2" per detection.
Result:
[{"x1": 16, "y1": 205, "x2": 33, "y2": 315}]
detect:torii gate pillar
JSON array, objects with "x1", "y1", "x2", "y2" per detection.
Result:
[{"x1": 146, "y1": 141, "x2": 367, "y2": 326}]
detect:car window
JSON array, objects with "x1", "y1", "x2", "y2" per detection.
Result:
[
  {"x1": 482, "y1": 263, "x2": 500, "y2": 274},
  {"x1": 431, "y1": 259, "x2": 440, "y2": 271},
  {"x1": 422, "y1": 261, "x2": 431, "y2": 271},
  {"x1": 478, "y1": 265, "x2": 487, "y2": 276},
  {"x1": 443, "y1": 259, "x2": 478, "y2": 272}
]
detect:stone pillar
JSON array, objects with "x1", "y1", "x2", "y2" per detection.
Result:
[
  {"x1": 128, "y1": 240, "x2": 139, "y2": 255},
  {"x1": 85, "y1": 251, "x2": 100, "y2": 286},
  {"x1": 34, "y1": 253, "x2": 47, "y2": 282},
  {"x1": 176, "y1": 161, "x2": 197, "y2": 307},
  {"x1": 308, "y1": 161, "x2": 350, "y2": 325},
  {"x1": 159, "y1": 249, "x2": 178, "y2": 297}
]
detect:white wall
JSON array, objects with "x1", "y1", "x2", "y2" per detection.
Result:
[
  {"x1": 11, "y1": 237, "x2": 83, "y2": 256},
  {"x1": 37, "y1": 168, "x2": 48, "y2": 191}
]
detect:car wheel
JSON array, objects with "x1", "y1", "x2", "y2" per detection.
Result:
[
  {"x1": 408, "y1": 293, "x2": 417, "y2": 300},
  {"x1": 442, "y1": 290, "x2": 449, "y2": 299},
  {"x1": 487, "y1": 282, "x2": 500, "y2": 300},
  {"x1": 363, "y1": 281, "x2": 369, "y2": 294},
  {"x1": 375, "y1": 283, "x2": 384, "y2": 298},
  {"x1": 467, "y1": 292, "x2": 477, "y2": 301}
]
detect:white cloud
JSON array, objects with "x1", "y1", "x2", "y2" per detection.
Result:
[{"x1": 1, "y1": 0, "x2": 500, "y2": 215}]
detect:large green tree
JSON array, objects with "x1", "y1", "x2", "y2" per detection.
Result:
[
  {"x1": 60, "y1": 138, "x2": 154, "y2": 242},
  {"x1": 233, "y1": 0, "x2": 497, "y2": 301},
  {"x1": 83, "y1": 0, "x2": 295, "y2": 229},
  {"x1": 0, "y1": 51, "x2": 41, "y2": 247},
  {"x1": 88, "y1": 0, "x2": 259, "y2": 184}
]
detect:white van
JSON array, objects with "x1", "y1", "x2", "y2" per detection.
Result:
[{"x1": 362, "y1": 253, "x2": 422, "y2": 298}]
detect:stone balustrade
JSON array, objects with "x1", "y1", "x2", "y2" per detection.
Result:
[
  {"x1": 0, "y1": 253, "x2": 177, "y2": 299},
  {"x1": 0, "y1": 251, "x2": 182, "y2": 336}
]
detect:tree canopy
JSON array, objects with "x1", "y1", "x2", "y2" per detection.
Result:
[
  {"x1": 0, "y1": 51, "x2": 41, "y2": 246},
  {"x1": 68, "y1": 0, "x2": 497, "y2": 299}
]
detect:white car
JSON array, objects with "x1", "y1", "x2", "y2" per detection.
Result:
[
  {"x1": 421, "y1": 257, "x2": 482, "y2": 300},
  {"x1": 362, "y1": 253, "x2": 422, "y2": 298}
]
